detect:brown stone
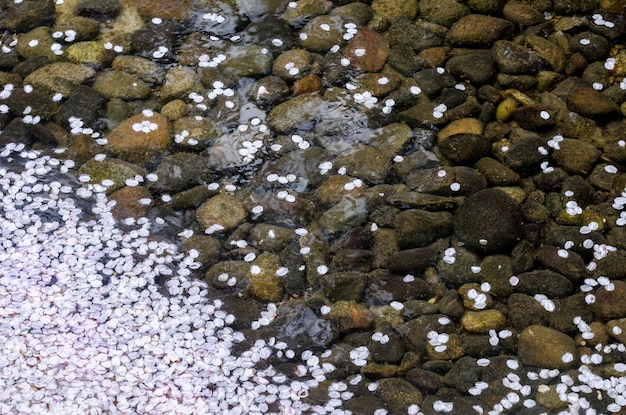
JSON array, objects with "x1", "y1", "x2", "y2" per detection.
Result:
[
  {"x1": 343, "y1": 27, "x2": 390, "y2": 72},
  {"x1": 107, "y1": 112, "x2": 171, "y2": 166},
  {"x1": 109, "y1": 186, "x2": 152, "y2": 221}
]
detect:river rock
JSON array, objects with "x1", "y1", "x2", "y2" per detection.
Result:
[
  {"x1": 343, "y1": 27, "x2": 389, "y2": 73},
  {"x1": 106, "y1": 111, "x2": 170, "y2": 166},
  {"x1": 454, "y1": 188, "x2": 522, "y2": 255},
  {"x1": 0, "y1": 0, "x2": 56, "y2": 32},
  {"x1": 570, "y1": 31, "x2": 610, "y2": 63},
  {"x1": 92, "y1": 71, "x2": 151, "y2": 100},
  {"x1": 371, "y1": 0, "x2": 418, "y2": 21},
  {"x1": 321, "y1": 271, "x2": 367, "y2": 302},
  {"x1": 590, "y1": 280, "x2": 626, "y2": 320},
  {"x1": 566, "y1": 87, "x2": 621, "y2": 121},
  {"x1": 196, "y1": 193, "x2": 247, "y2": 233},
  {"x1": 493, "y1": 40, "x2": 544, "y2": 75},
  {"x1": 376, "y1": 378, "x2": 423, "y2": 412},
  {"x1": 446, "y1": 52, "x2": 495, "y2": 86},
  {"x1": 446, "y1": 15, "x2": 515, "y2": 48},
  {"x1": 267, "y1": 92, "x2": 326, "y2": 133},
  {"x1": 552, "y1": 138, "x2": 602, "y2": 175},
  {"x1": 24, "y1": 62, "x2": 95, "y2": 96},
  {"x1": 439, "y1": 133, "x2": 491, "y2": 165},
  {"x1": 395, "y1": 209, "x2": 453, "y2": 248},
  {"x1": 148, "y1": 153, "x2": 213, "y2": 193},
  {"x1": 248, "y1": 252, "x2": 285, "y2": 302},
  {"x1": 518, "y1": 325, "x2": 577, "y2": 370},
  {"x1": 514, "y1": 270, "x2": 574, "y2": 298},
  {"x1": 503, "y1": 1, "x2": 544, "y2": 27}
]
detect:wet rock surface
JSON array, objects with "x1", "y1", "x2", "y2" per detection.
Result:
[{"x1": 4, "y1": 1, "x2": 626, "y2": 414}]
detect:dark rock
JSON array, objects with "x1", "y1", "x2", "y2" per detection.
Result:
[
  {"x1": 365, "y1": 270, "x2": 434, "y2": 304},
  {"x1": 454, "y1": 188, "x2": 522, "y2": 255},
  {"x1": 274, "y1": 301, "x2": 337, "y2": 353},
  {"x1": 512, "y1": 105, "x2": 556, "y2": 130},
  {"x1": 443, "y1": 356, "x2": 479, "y2": 393},
  {"x1": 320, "y1": 271, "x2": 367, "y2": 302},
  {"x1": 0, "y1": 118, "x2": 57, "y2": 147},
  {"x1": 515, "y1": 270, "x2": 574, "y2": 298},
  {"x1": 552, "y1": 138, "x2": 602, "y2": 176},
  {"x1": 591, "y1": 280, "x2": 626, "y2": 320},
  {"x1": 492, "y1": 40, "x2": 544, "y2": 75},
  {"x1": 57, "y1": 85, "x2": 106, "y2": 129},
  {"x1": 131, "y1": 20, "x2": 188, "y2": 63},
  {"x1": 508, "y1": 293, "x2": 548, "y2": 331},
  {"x1": 497, "y1": 73, "x2": 538, "y2": 91},
  {"x1": 593, "y1": 250, "x2": 626, "y2": 281},
  {"x1": 395, "y1": 209, "x2": 454, "y2": 248},
  {"x1": 439, "y1": 133, "x2": 491, "y2": 165},
  {"x1": 504, "y1": 135, "x2": 550, "y2": 174},
  {"x1": 368, "y1": 322, "x2": 405, "y2": 364},
  {"x1": 344, "y1": 396, "x2": 386, "y2": 415},
  {"x1": 438, "y1": 247, "x2": 482, "y2": 287},
  {"x1": 437, "y1": 290, "x2": 465, "y2": 319},
  {"x1": 567, "y1": 87, "x2": 621, "y2": 121},
  {"x1": 387, "y1": 246, "x2": 438, "y2": 274},
  {"x1": 386, "y1": 17, "x2": 443, "y2": 53},
  {"x1": 535, "y1": 245, "x2": 588, "y2": 282},
  {"x1": 553, "y1": 0, "x2": 598, "y2": 14},
  {"x1": 474, "y1": 157, "x2": 521, "y2": 186},
  {"x1": 548, "y1": 294, "x2": 594, "y2": 333},
  {"x1": 0, "y1": 0, "x2": 55, "y2": 32},
  {"x1": 241, "y1": 15, "x2": 294, "y2": 55},
  {"x1": 376, "y1": 378, "x2": 424, "y2": 412},
  {"x1": 406, "y1": 368, "x2": 444, "y2": 393},
  {"x1": 446, "y1": 52, "x2": 495, "y2": 85},
  {"x1": 75, "y1": 0, "x2": 121, "y2": 20},
  {"x1": 479, "y1": 255, "x2": 515, "y2": 297},
  {"x1": 569, "y1": 32, "x2": 610, "y2": 63},
  {"x1": 413, "y1": 68, "x2": 457, "y2": 98},
  {"x1": 387, "y1": 43, "x2": 423, "y2": 77}
]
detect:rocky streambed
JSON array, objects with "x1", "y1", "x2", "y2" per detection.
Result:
[{"x1": 3, "y1": 0, "x2": 626, "y2": 414}]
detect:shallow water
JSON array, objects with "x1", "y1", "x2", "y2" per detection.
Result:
[{"x1": 3, "y1": 0, "x2": 626, "y2": 414}]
